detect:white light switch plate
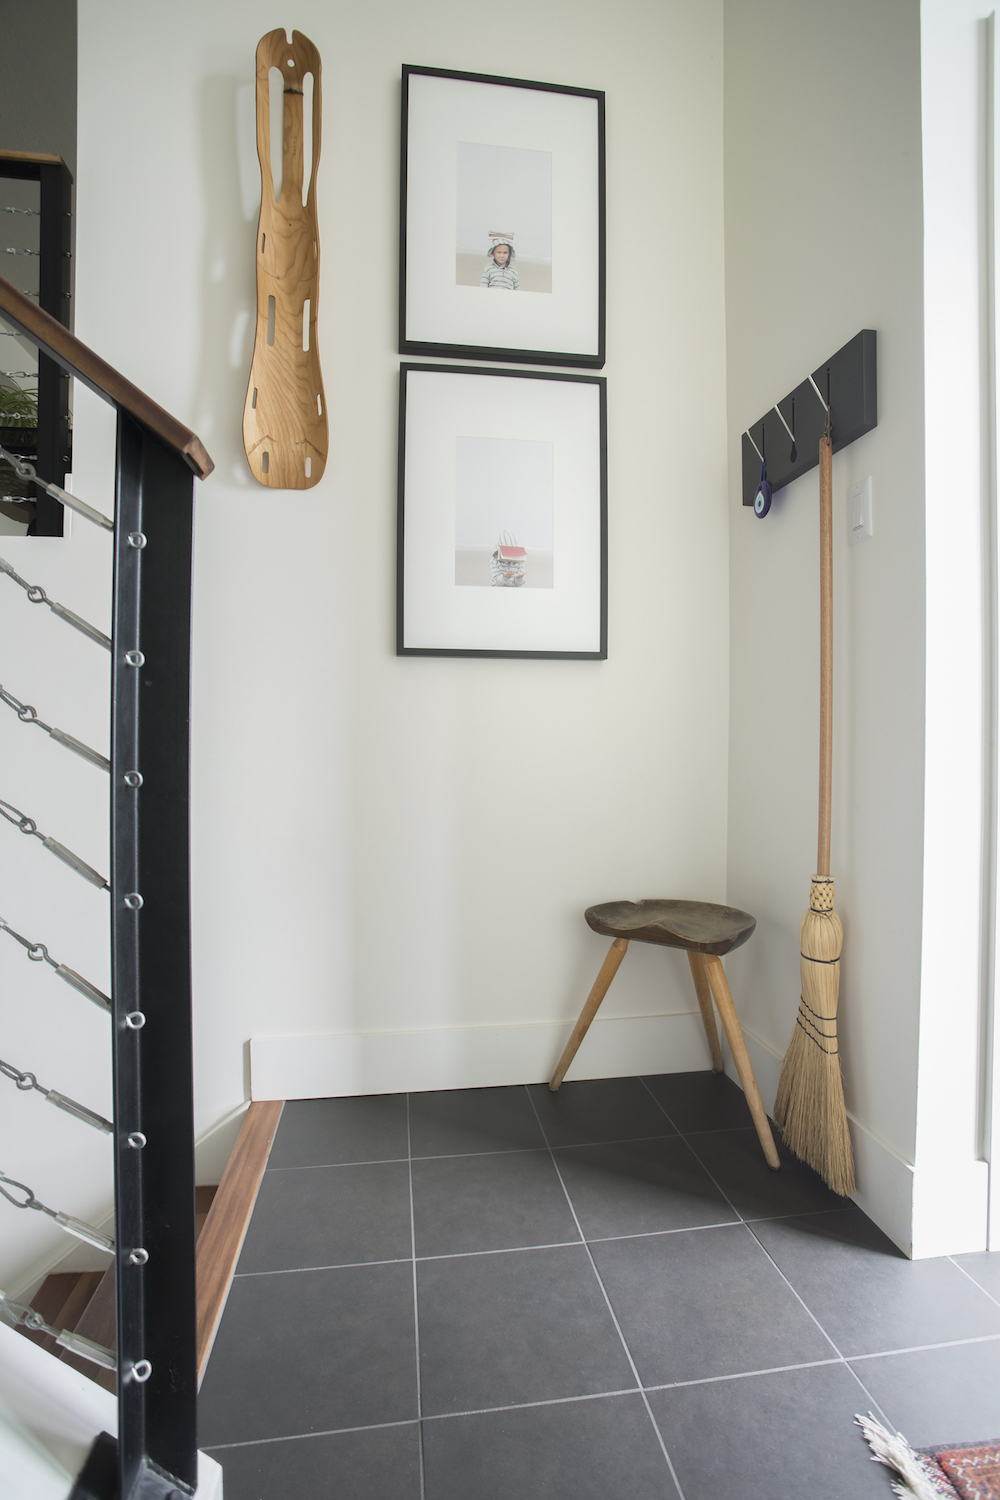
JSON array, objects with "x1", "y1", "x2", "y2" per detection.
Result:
[{"x1": 848, "y1": 476, "x2": 873, "y2": 544}]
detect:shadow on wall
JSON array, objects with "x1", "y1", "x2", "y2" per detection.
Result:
[{"x1": 194, "y1": 75, "x2": 259, "y2": 487}]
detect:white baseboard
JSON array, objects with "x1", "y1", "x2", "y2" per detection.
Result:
[
  {"x1": 731, "y1": 1024, "x2": 915, "y2": 1257},
  {"x1": 250, "y1": 1011, "x2": 717, "y2": 1101},
  {"x1": 254, "y1": 1012, "x2": 917, "y2": 1257}
]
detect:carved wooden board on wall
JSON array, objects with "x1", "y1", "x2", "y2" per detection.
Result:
[{"x1": 243, "y1": 28, "x2": 327, "y2": 489}]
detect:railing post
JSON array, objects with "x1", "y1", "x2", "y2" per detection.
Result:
[
  {"x1": 35, "y1": 159, "x2": 73, "y2": 535},
  {"x1": 111, "y1": 412, "x2": 198, "y2": 1498}
]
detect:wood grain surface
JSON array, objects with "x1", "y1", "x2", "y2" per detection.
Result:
[
  {"x1": 0, "y1": 274, "x2": 214, "y2": 478},
  {"x1": 585, "y1": 899, "x2": 756, "y2": 956},
  {"x1": 243, "y1": 29, "x2": 328, "y2": 489},
  {"x1": 59, "y1": 1268, "x2": 116, "y2": 1393},
  {"x1": 196, "y1": 1099, "x2": 284, "y2": 1384},
  {"x1": 686, "y1": 950, "x2": 723, "y2": 1072},
  {"x1": 703, "y1": 954, "x2": 780, "y2": 1169},
  {"x1": 0, "y1": 150, "x2": 66, "y2": 167},
  {"x1": 817, "y1": 424, "x2": 833, "y2": 877},
  {"x1": 549, "y1": 937, "x2": 629, "y2": 1090}
]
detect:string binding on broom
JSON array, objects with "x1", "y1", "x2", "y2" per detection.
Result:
[
  {"x1": 774, "y1": 874, "x2": 856, "y2": 1197},
  {"x1": 809, "y1": 876, "x2": 835, "y2": 912},
  {"x1": 795, "y1": 999, "x2": 839, "y2": 1055}
]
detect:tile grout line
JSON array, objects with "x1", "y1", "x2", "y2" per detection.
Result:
[
  {"x1": 948, "y1": 1255, "x2": 1000, "y2": 1312},
  {"x1": 737, "y1": 1211, "x2": 895, "y2": 1426},
  {"x1": 406, "y1": 1093, "x2": 426, "y2": 1500},
  {"x1": 637, "y1": 1077, "x2": 898, "y2": 1428},
  {"x1": 203, "y1": 1328, "x2": 1000, "y2": 1455},
  {"x1": 264, "y1": 1118, "x2": 790, "y2": 1175},
  {"x1": 248, "y1": 1086, "x2": 984, "y2": 1440},
  {"x1": 523, "y1": 1084, "x2": 688, "y2": 1500},
  {"x1": 236, "y1": 1218, "x2": 788, "y2": 1281},
  {"x1": 643, "y1": 1355, "x2": 845, "y2": 1393},
  {"x1": 209, "y1": 1083, "x2": 998, "y2": 1480},
  {"x1": 651, "y1": 1081, "x2": 896, "y2": 1429},
  {"x1": 265, "y1": 1130, "x2": 689, "y2": 1171},
  {"x1": 203, "y1": 1387, "x2": 649, "y2": 1452},
  {"x1": 849, "y1": 1332, "x2": 1000, "y2": 1361}
]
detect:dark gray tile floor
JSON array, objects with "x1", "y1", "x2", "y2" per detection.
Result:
[{"x1": 200, "y1": 1072, "x2": 1000, "y2": 1499}]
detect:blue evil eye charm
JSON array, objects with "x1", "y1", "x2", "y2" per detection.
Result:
[{"x1": 754, "y1": 475, "x2": 771, "y2": 518}]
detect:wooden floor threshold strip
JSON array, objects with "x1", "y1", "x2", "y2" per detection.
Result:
[{"x1": 196, "y1": 1099, "x2": 284, "y2": 1385}]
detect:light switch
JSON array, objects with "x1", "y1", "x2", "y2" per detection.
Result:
[{"x1": 848, "y1": 476, "x2": 873, "y2": 545}]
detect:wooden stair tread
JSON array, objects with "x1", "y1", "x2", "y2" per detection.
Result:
[
  {"x1": 16, "y1": 1272, "x2": 76, "y2": 1355},
  {"x1": 15, "y1": 1119, "x2": 268, "y2": 1395},
  {"x1": 196, "y1": 1100, "x2": 283, "y2": 1383},
  {"x1": 56, "y1": 1270, "x2": 105, "y2": 1331},
  {"x1": 67, "y1": 1265, "x2": 115, "y2": 1352},
  {"x1": 16, "y1": 1269, "x2": 106, "y2": 1360},
  {"x1": 57, "y1": 1279, "x2": 117, "y2": 1394},
  {"x1": 18, "y1": 1182, "x2": 223, "y2": 1394},
  {"x1": 30, "y1": 1272, "x2": 79, "y2": 1326}
]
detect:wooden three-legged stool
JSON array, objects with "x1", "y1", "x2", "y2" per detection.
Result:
[{"x1": 550, "y1": 899, "x2": 780, "y2": 1170}]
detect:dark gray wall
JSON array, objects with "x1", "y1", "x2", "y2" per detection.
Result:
[{"x1": 0, "y1": 0, "x2": 77, "y2": 175}]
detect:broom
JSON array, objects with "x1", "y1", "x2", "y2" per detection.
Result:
[{"x1": 772, "y1": 405, "x2": 856, "y2": 1196}]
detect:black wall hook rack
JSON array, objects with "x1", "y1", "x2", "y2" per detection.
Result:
[{"x1": 741, "y1": 329, "x2": 877, "y2": 508}]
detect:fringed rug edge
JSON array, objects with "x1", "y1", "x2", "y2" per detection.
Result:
[{"x1": 855, "y1": 1414, "x2": 961, "y2": 1499}]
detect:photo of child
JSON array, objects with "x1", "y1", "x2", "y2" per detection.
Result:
[
  {"x1": 454, "y1": 435, "x2": 553, "y2": 588},
  {"x1": 480, "y1": 233, "x2": 519, "y2": 291},
  {"x1": 455, "y1": 141, "x2": 553, "y2": 294}
]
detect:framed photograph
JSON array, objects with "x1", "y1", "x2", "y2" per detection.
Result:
[
  {"x1": 397, "y1": 364, "x2": 607, "y2": 659},
  {"x1": 399, "y1": 65, "x2": 605, "y2": 368}
]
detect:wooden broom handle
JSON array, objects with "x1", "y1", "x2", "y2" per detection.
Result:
[{"x1": 817, "y1": 419, "x2": 833, "y2": 877}]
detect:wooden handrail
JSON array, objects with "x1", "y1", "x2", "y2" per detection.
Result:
[
  {"x1": 0, "y1": 150, "x2": 67, "y2": 168},
  {"x1": 0, "y1": 273, "x2": 214, "y2": 479}
]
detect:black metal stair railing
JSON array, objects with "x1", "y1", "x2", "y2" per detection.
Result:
[
  {"x1": 0, "y1": 270, "x2": 213, "y2": 1500},
  {"x1": 0, "y1": 151, "x2": 73, "y2": 537}
]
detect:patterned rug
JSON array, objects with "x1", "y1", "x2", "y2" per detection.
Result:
[{"x1": 857, "y1": 1415, "x2": 1000, "y2": 1499}]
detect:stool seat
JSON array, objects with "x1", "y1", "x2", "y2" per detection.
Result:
[
  {"x1": 553, "y1": 898, "x2": 780, "y2": 1170},
  {"x1": 586, "y1": 900, "x2": 756, "y2": 957}
]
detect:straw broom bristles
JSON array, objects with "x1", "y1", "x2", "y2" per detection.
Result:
[
  {"x1": 772, "y1": 416, "x2": 856, "y2": 1198},
  {"x1": 773, "y1": 877, "x2": 855, "y2": 1196}
]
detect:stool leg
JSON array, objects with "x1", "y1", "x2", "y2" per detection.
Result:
[
  {"x1": 550, "y1": 938, "x2": 629, "y2": 1091},
  {"x1": 703, "y1": 955, "x2": 780, "y2": 1170},
  {"x1": 687, "y1": 952, "x2": 723, "y2": 1073}
]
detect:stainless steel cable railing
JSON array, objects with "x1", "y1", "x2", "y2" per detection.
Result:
[
  {"x1": 0, "y1": 555, "x2": 112, "y2": 648},
  {"x1": 0, "y1": 681, "x2": 111, "y2": 770},
  {"x1": 0, "y1": 916, "x2": 112, "y2": 1011},
  {"x1": 0, "y1": 1169, "x2": 115, "y2": 1253},
  {"x1": 0, "y1": 795, "x2": 109, "y2": 888},
  {"x1": 0, "y1": 1289, "x2": 116, "y2": 1371},
  {"x1": 0, "y1": 249, "x2": 213, "y2": 1498},
  {"x1": 0, "y1": 1055, "x2": 113, "y2": 1133},
  {"x1": 0, "y1": 441, "x2": 114, "y2": 530}
]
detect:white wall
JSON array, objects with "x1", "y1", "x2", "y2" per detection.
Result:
[
  {"x1": 916, "y1": 0, "x2": 994, "y2": 1255},
  {"x1": 722, "y1": 0, "x2": 927, "y2": 1252},
  {"x1": 0, "y1": 0, "x2": 733, "y2": 1288}
]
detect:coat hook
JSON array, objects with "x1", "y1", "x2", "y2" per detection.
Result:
[
  {"x1": 745, "y1": 429, "x2": 763, "y2": 464},
  {"x1": 775, "y1": 401, "x2": 797, "y2": 463},
  {"x1": 774, "y1": 403, "x2": 796, "y2": 445},
  {"x1": 807, "y1": 373, "x2": 829, "y2": 412}
]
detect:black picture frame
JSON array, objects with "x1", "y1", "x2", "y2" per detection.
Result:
[
  {"x1": 399, "y1": 65, "x2": 606, "y2": 369},
  {"x1": 397, "y1": 363, "x2": 608, "y2": 659}
]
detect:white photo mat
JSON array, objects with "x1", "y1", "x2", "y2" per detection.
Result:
[
  {"x1": 398, "y1": 366, "x2": 607, "y2": 658},
  {"x1": 400, "y1": 67, "x2": 604, "y2": 365}
]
